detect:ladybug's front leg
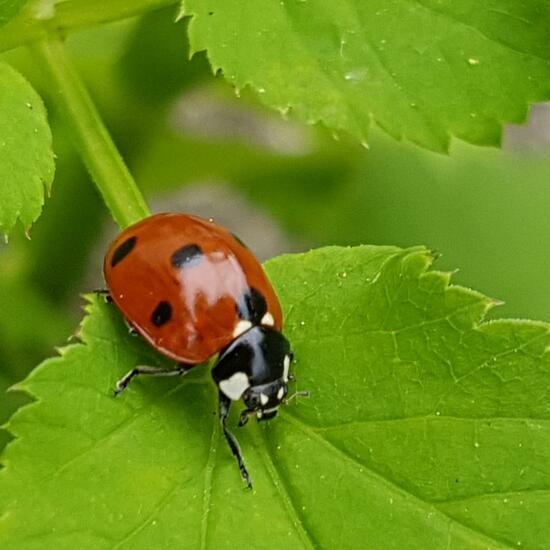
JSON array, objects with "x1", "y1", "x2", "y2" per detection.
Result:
[
  {"x1": 114, "y1": 363, "x2": 192, "y2": 396},
  {"x1": 94, "y1": 289, "x2": 113, "y2": 303},
  {"x1": 219, "y1": 392, "x2": 253, "y2": 489}
]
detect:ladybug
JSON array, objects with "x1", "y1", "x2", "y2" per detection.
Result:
[{"x1": 103, "y1": 213, "x2": 307, "y2": 488}]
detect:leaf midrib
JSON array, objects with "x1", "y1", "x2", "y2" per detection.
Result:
[
  {"x1": 251, "y1": 423, "x2": 318, "y2": 550},
  {"x1": 200, "y1": 416, "x2": 219, "y2": 550}
]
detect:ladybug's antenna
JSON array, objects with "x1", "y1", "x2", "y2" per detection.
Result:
[{"x1": 284, "y1": 390, "x2": 310, "y2": 404}]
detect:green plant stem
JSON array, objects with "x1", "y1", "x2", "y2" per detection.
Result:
[
  {"x1": 0, "y1": 0, "x2": 177, "y2": 53},
  {"x1": 32, "y1": 37, "x2": 150, "y2": 229}
]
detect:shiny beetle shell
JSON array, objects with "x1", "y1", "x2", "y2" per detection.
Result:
[{"x1": 104, "y1": 213, "x2": 283, "y2": 364}]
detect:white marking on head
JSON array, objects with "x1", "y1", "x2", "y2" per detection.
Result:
[
  {"x1": 219, "y1": 372, "x2": 250, "y2": 401},
  {"x1": 260, "y1": 393, "x2": 269, "y2": 406},
  {"x1": 261, "y1": 312, "x2": 274, "y2": 326},
  {"x1": 277, "y1": 387, "x2": 284, "y2": 400},
  {"x1": 283, "y1": 355, "x2": 291, "y2": 382},
  {"x1": 233, "y1": 320, "x2": 252, "y2": 338}
]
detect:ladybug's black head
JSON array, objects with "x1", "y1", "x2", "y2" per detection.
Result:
[
  {"x1": 242, "y1": 379, "x2": 289, "y2": 422},
  {"x1": 213, "y1": 326, "x2": 294, "y2": 422}
]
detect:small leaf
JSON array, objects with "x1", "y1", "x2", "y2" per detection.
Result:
[
  {"x1": 181, "y1": 0, "x2": 550, "y2": 152},
  {"x1": 0, "y1": 62, "x2": 54, "y2": 236},
  {"x1": 0, "y1": 0, "x2": 26, "y2": 27},
  {"x1": 1, "y1": 246, "x2": 550, "y2": 548}
]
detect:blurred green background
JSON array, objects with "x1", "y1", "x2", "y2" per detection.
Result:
[{"x1": 2, "y1": 6, "x2": 550, "y2": 450}]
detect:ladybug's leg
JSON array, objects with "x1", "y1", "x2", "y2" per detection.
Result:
[
  {"x1": 114, "y1": 363, "x2": 192, "y2": 396},
  {"x1": 219, "y1": 392, "x2": 253, "y2": 489},
  {"x1": 94, "y1": 289, "x2": 113, "y2": 303},
  {"x1": 238, "y1": 408, "x2": 254, "y2": 427},
  {"x1": 122, "y1": 318, "x2": 138, "y2": 337}
]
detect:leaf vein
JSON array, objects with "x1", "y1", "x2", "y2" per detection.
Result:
[
  {"x1": 282, "y1": 413, "x2": 515, "y2": 549},
  {"x1": 409, "y1": 0, "x2": 550, "y2": 64}
]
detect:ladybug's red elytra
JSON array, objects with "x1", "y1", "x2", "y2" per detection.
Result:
[{"x1": 104, "y1": 213, "x2": 307, "y2": 488}]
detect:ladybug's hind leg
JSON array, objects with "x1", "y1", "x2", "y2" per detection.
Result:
[
  {"x1": 114, "y1": 363, "x2": 192, "y2": 396},
  {"x1": 219, "y1": 392, "x2": 253, "y2": 489}
]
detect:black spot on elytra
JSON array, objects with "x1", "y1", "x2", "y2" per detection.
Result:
[
  {"x1": 236, "y1": 288, "x2": 267, "y2": 325},
  {"x1": 111, "y1": 236, "x2": 137, "y2": 267},
  {"x1": 151, "y1": 301, "x2": 172, "y2": 327},
  {"x1": 171, "y1": 244, "x2": 203, "y2": 269},
  {"x1": 231, "y1": 232, "x2": 248, "y2": 249}
]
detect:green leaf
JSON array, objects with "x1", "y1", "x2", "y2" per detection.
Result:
[
  {"x1": 181, "y1": 0, "x2": 550, "y2": 152},
  {"x1": 2, "y1": 246, "x2": 550, "y2": 548},
  {"x1": 0, "y1": 62, "x2": 54, "y2": 236},
  {"x1": 0, "y1": 0, "x2": 26, "y2": 27}
]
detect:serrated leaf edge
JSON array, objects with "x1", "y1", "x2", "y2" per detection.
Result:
[
  {"x1": 0, "y1": 62, "x2": 55, "y2": 236},
  {"x1": 179, "y1": 4, "x2": 550, "y2": 154}
]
